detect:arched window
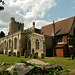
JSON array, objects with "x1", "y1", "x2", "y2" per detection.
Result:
[
  {"x1": 36, "y1": 39, "x2": 39, "y2": 49},
  {"x1": 9, "y1": 39, "x2": 11, "y2": 49},
  {"x1": 14, "y1": 38, "x2": 17, "y2": 49},
  {"x1": 5, "y1": 41, "x2": 6, "y2": 48},
  {"x1": 28, "y1": 40, "x2": 31, "y2": 50}
]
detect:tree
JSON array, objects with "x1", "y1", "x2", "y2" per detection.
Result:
[
  {"x1": 0, "y1": 31, "x2": 5, "y2": 38},
  {"x1": 0, "y1": 0, "x2": 5, "y2": 11}
]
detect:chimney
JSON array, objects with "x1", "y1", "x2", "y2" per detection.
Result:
[
  {"x1": 33, "y1": 22, "x2": 35, "y2": 32},
  {"x1": 52, "y1": 21, "x2": 55, "y2": 36}
]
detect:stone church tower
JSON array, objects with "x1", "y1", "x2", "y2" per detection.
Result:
[{"x1": 9, "y1": 17, "x2": 24, "y2": 34}]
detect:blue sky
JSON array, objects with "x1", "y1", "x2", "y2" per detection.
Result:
[
  {"x1": 50, "y1": 0, "x2": 75, "y2": 21},
  {"x1": 40, "y1": 0, "x2": 75, "y2": 21},
  {"x1": 0, "y1": 0, "x2": 75, "y2": 35}
]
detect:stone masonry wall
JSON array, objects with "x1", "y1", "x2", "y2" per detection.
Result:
[
  {"x1": 29, "y1": 33, "x2": 46, "y2": 57},
  {"x1": 0, "y1": 31, "x2": 22, "y2": 56}
]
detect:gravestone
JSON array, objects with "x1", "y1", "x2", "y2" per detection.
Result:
[
  {"x1": 41, "y1": 53, "x2": 44, "y2": 59},
  {"x1": 71, "y1": 55, "x2": 74, "y2": 60},
  {"x1": 17, "y1": 51, "x2": 20, "y2": 57},
  {"x1": 13, "y1": 52, "x2": 16, "y2": 56},
  {"x1": 36, "y1": 52, "x2": 38, "y2": 58},
  {"x1": 24, "y1": 51, "x2": 28, "y2": 58},
  {"x1": 7, "y1": 63, "x2": 35, "y2": 75},
  {"x1": 8, "y1": 52, "x2": 11, "y2": 56},
  {"x1": 30, "y1": 54, "x2": 32, "y2": 58}
]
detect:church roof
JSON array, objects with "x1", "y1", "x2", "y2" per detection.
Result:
[{"x1": 41, "y1": 16, "x2": 75, "y2": 36}]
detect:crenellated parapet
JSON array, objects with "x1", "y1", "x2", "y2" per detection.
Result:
[
  {"x1": 9, "y1": 17, "x2": 24, "y2": 35},
  {"x1": 14, "y1": 21, "x2": 24, "y2": 25}
]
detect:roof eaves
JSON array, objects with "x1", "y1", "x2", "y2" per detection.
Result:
[{"x1": 68, "y1": 16, "x2": 75, "y2": 34}]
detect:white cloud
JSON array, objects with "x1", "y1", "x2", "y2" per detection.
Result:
[
  {"x1": 57, "y1": 17, "x2": 66, "y2": 21},
  {"x1": 0, "y1": 21, "x2": 8, "y2": 28},
  {"x1": 35, "y1": 20, "x2": 52, "y2": 29},
  {"x1": 0, "y1": 0, "x2": 57, "y2": 35},
  {"x1": 25, "y1": 20, "x2": 52, "y2": 29}
]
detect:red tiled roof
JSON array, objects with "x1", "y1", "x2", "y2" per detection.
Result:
[{"x1": 41, "y1": 16, "x2": 75, "y2": 36}]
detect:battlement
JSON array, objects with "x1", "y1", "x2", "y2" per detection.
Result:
[
  {"x1": 23, "y1": 27, "x2": 33, "y2": 34},
  {"x1": 10, "y1": 17, "x2": 24, "y2": 25},
  {"x1": 14, "y1": 21, "x2": 24, "y2": 25},
  {"x1": 9, "y1": 17, "x2": 24, "y2": 35}
]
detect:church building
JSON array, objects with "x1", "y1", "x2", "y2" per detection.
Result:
[
  {"x1": 0, "y1": 16, "x2": 75, "y2": 57},
  {"x1": 0, "y1": 17, "x2": 52, "y2": 57}
]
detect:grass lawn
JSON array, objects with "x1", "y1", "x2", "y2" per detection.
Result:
[
  {"x1": 0, "y1": 54, "x2": 32, "y2": 64},
  {"x1": 0, "y1": 54, "x2": 32, "y2": 71},
  {"x1": 38, "y1": 57, "x2": 75, "y2": 71},
  {"x1": 0, "y1": 54, "x2": 75, "y2": 71}
]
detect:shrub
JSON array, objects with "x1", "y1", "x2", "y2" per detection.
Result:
[{"x1": 0, "y1": 70, "x2": 10, "y2": 75}]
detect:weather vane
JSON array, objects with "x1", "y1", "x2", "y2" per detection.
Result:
[{"x1": 0, "y1": 0, "x2": 5, "y2": 11}]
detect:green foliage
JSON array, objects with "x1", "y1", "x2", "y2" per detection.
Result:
[
  {"x1": 27, "y1": 67, "x2": 42, "y2": 75},
  {"x1": 13, "y1": 68, "x2": 18, "y2": 75},
  {"x1": 19, "y1": 60, "x2": 35, "y2": 66},
  {"x1": 0, "y1": 70, "x2": 10, "y2": 75},
  {"x1": 32, "y1": 54, "x2": 37, "y2": 59},
  {"x1": 19, "y1": 60, "x2": 27, "y2": 63},
  {"x1": 19, "y1": 60, "x2": 30, "y2": 66},
  {"x1": 31, "y1": 63, "x2": 35, "y2": 66},
  {"x1": 27, "y1": 66, "x2": 62, "y2": 75},
  {"x1": 2, "y1": 64, "x2": 13, "y2": 71},
  {"x1": 0, "y1": 31, "x2": 5, "y2": 38},
  {"x1": 13, "y1": 72, "x2": 17, "y2": 75}
]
